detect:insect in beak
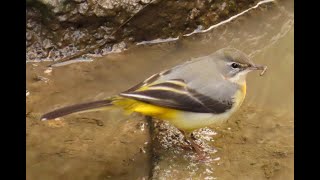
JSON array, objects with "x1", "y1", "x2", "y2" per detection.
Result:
[{"x1": 249, "y1": 64, "x2": 267, "y2": 76}]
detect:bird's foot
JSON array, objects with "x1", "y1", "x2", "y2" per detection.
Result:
[
  {"x1": 178, "y1": 130, "x2": 213, "y2": 162},
  {"x1": 188, "y1": 138, "x2": 210, "y2": 161}
]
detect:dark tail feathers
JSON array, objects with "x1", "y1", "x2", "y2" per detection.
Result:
[{"x1": 40, "y1": 99, "x2": 113, "y2": 121}]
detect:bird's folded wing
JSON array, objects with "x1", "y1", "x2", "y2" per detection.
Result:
[{"x1": 120, "y1": 79, "x2": 232, "y2": 114}]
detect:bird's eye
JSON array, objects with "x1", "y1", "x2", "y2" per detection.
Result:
[{"x1": 231, "y1": 63, "x2": 240, "y2": 68}]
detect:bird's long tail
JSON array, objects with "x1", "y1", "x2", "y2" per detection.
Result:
[{"x1": 40, "y1": 99, "x2": 113, "y2": 121}]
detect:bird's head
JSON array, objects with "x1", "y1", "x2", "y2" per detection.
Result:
[{"x1": 214, "y1": 48, "x2": 267, "y2": 85}]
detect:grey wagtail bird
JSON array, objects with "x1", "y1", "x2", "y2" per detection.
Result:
[{"x1": 41, "y1": 48, "x2": 267, "y2": 157}]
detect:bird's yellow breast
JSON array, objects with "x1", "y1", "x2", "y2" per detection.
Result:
[
  {"x1": 241, "y1": 81, "x2": 247, "y2": 98},
  {"x1": 232, "y1": 82, "x2": 247, "y2": 110}
]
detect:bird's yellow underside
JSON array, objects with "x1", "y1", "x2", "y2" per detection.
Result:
[
  {"x1": 112, "y1": 98, "x2": 179, "y2": 120},
  {"x1": 241, "y1": 82, "x2": 246, "y2": 98}
]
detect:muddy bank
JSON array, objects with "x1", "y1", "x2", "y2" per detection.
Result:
[{"x1": 26, "y1": 0, "x2": 263, "y2": 62}]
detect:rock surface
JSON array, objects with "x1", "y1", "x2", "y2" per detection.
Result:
[{"x1": 26, "y1": 0, "x2": 261, "y2": 61}]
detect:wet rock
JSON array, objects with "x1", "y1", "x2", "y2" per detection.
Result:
[
  {"x1": 48, "y1": 23, "x2": 60, "y2": 31},
  {"x1": 220, "y1": 2, "x2": 227, "y2": 11},
  {"x1": 42, "y1": 39, "x2": 53, "y2": 49},
  {"x1": 26, "y1": 32, "x2": 33, "y2": 41},
  {"x1": 149, "y1": 119, "x2": 220, "y2": 179},
  {"x1": 189, "y1": 8, "x2": 200, "y2": 20},
  {"x1": 140, "y1": 0, "x2": 152, "y2": 4},
  {"x1": 111, "y1": 42, "x2": 127, "y2": 53},
  {"x1": 26, "y1": 19, "x2": 36, "y2": 29},
  {"x1": 78, "y1": 2, "x2": 89, "y2": 15},
  {"x1": 57, "y1": 14, "x2": 68, "y2": 22},
  {"x1": 26, "y1": 0, "x2": 263, "y2": 62}
]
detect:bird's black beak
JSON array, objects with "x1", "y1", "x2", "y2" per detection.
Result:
[{"x1": 249, "y1": 64, "x2": 268, "y2": 76}]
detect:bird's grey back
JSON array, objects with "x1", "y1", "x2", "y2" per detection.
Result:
[{"x1": 159, "y1": 53, "x2": 239, "y2": 104}]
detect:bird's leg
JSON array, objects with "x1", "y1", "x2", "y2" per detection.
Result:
[
  {"x1": 177, "y1": 129, "x2": 193, "y2": 150},
  {"x1": 179, "y1": 130, "x2": 206, "y2": 159}
]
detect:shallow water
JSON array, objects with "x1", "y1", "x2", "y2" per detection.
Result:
[{"x1": 26, "y1": 0, "x2": 293, "y2": 179}]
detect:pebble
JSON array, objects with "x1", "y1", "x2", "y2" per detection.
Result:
[
  {"x1": 44, "y1": 67, "x2": 53, "y2": 75},
  {"x1": 43, "y1": 39, "x2": 53, "y2": 49},
  {"x1": 78, "y1": 2, "x2": 89, "y2": 15},
  {"x1": 26, "y1": 32, "x2": 33, "y2": 41}
]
